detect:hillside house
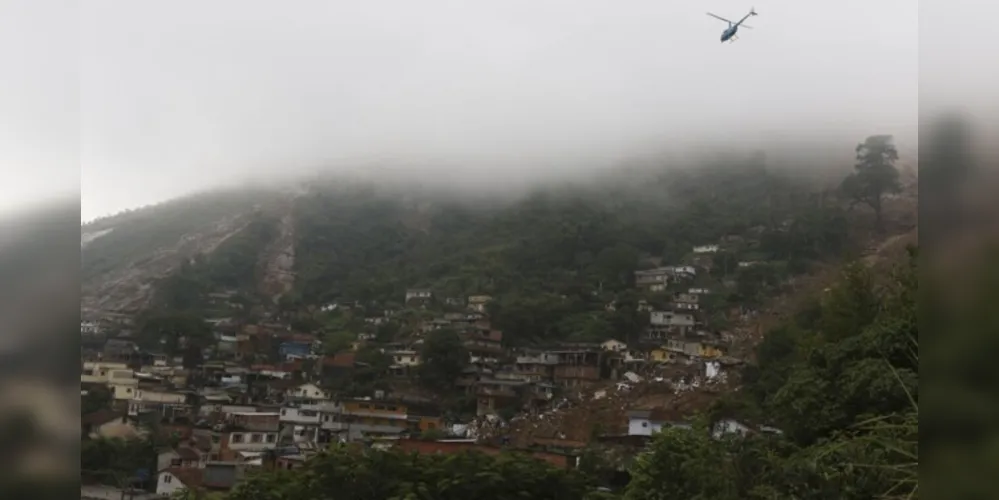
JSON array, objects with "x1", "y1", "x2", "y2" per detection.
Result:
[
  {"x1": 81, "y1": 361, "x2": 134, "y2": 385},
  {"x1": 285, "y1": 383, "x2": 331, "y2": 402},
  {"x1": 649, "y1": 348, "x2": 675, "y2": 363},
  {"x1": 156, "y1": 467, "x2": 203, "y2": 497},
  {"x1": 461, "y1": 328, "x2": 504, "y2": 357},
  {"x1": 634, "y1": 268, "x2": 671, "y2": 291},
  {"x1": 467, "y1": 295, "x2": 492, "y2": 313},
  {"x1": 388, "y1": 349, "x2": 421, "y2": 377},
  {"x1": 712, "y1": 419, "x2": 753, "y2": 438},
  {"x1": 550, "y1": 349, "x2": 603, "y2": 388},
  {"x1": 443, "y1": 312, "x2": 486, "y2": 329},
  {"x1": 456, "y1": 365, "x2": 493, "y2": 393},
  {"x1": 280, "y1": 400, "x2": 355, "y2": 445},
  {"x1": 626, "y1": 409, "x2": 692, "y2": 436},
  {"x1": 127, "y1": 388, "x2": 191, "y2": 420},
  {"x1": 218, "y1": 412, "x2": 280, "y2": 461},
  {"x1": 672, "y1": 293, "x2": 700, "y2": 311},
  {"x1": 601, "y1": 339, "x2": 627, "y2": 352},
  {"x1": 157, "y1": 447, "x2": 202, "y2": 471},
  {"x1": 419, "y1": 318, "x2": 453, "y2": 334},
  {"x1": 646, "y1": 311, "x2": 697, "y2": 340},
  {"x1": 405, "y1": 288, "x2": 433, "y2": 303},
  {"x1": 476, "y1": 379, "x2": 528, "y2": 416},
  {"x1": 157, "y1": 462, "x2": 245, "y2": 496},
  {"x1": 389, "y1": 349, "x2": 420, "y2": 366},
  {"x1": 278, "y1": 340, "x2": 312, "y2": 359},
  {"x1": 664, "y1": 337, "x2": 725, "y2": 359},
  {"x1": 339, "y1": 399, "x2": 410, "y2": 440},
  {"x1": 693, "y1": 244, "x2": 720, "y2": 254}
]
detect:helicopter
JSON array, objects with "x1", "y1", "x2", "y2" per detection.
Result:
[{"x1": 707, "y1": 7, "x2": 757, "y2": 43}]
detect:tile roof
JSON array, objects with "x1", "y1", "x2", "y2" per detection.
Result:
[{"x1": 82, "y1": 409, "x2": 124, "y2": 426}]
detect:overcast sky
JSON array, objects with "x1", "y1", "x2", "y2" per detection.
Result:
[{"x1": 0, "y1": 0, "x2": 949, "y2": 222}]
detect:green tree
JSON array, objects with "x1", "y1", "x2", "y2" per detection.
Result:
[
  {"x1": 624, "y1": 422, "x2": 739, "y2": 500},
  {"x1": 818, "y1": 263, "x2": 879, "y2": 342},
  {"x1": 82, "y1": 385, "x2": 112, "y2": 415},
  {"x1": 418, "y1": 328, "x2": 468, "y2": 389},
  {"x1": 323, "y1": 330, "x2": 355, "y2": 355},
  {"x1": 840, "y1": 135, "x2": 902, "y2": 232}
]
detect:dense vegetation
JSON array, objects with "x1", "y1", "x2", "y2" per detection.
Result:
[
  {"x1": 273, "y1": 158, "x2": 860, "y2": 349},
  {"x1": 205, "y1": 248, "x2": 918, "y2": 500},
  {"x1": 291, "y1": 161, "x2": 852, "y2": 309},
  {"x1": 631, "y1": 247, "x2": 918, "y2": 500}
]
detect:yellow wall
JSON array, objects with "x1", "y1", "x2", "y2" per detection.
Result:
[
  {"x1": 344, "y1": 400, "x2": 407, "y2": 416},
  {"x1": 650, "y1": 349, "x2": 669, "y2": 362},
  {"x1": 416, "y1": 416, "x2": 442, "y2": 432},
  {"x1": 699, "y1": 345, "x2": 723, "y2": 358}
]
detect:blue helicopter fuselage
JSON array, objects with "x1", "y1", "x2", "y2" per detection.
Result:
[{"x1": 721, "y1": 25, "x2": 738, "y2": 42}]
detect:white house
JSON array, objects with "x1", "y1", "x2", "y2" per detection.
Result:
[
  {"x1": 156, "y1": 468, "x2": 200, "y2": 496},
  {"x1": 388, "y1": 350, "x2": 421, "y2": 367},
  {"x1": 600, "y1": 339, "x2": 627, "y2": 352},
  {"x1": 626, "y1": 409, "x2": 671, "y2": 436},
  {"x1": 712, "y1": 419, "x2": 753, "y2": 439},
  {"x1": 467, "y1": 295, "x2": 493, "y2": 313},
  {"x1": 286, "y1": 383, "x2": 331, "y2": 401},
  {"x1": 693, "y1": 244, "x2": 720, "y2": 254},
  {"x1": 405, "y1": 289, "x2": 433, "y2": 301},
  {"x1": 627, "y1": 409, "x2": 691, "y2": 436},
  {"x1": 649, "y1": 311, "x2": 696, "y2": 327}
]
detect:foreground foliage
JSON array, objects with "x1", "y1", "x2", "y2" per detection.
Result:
[
  {"x1": 624, "y1": 248, "x2": 918, "y2": 500},
  {"x1": 226, "y1": 445, "x2": 596, "y2": 500}
]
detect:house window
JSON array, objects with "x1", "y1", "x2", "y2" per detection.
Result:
[
  {"x1": 231, "y1": 433, "x2": 244, "y2": 443},
  {"x1": 266, "y1": 434, "x2": 276, "y2": 443},
  {"x1": 126, "y1": 388, "x2": 132, "y2": 393},
  {"x1": 642, "y1": 422, "x2": 648, "y2": 428},
  {"x1": 387, "y1": 406, "x2": 397, "y2": 412},
  {"x1": 251, "y1": 433, "x2": 263, "y2": 443},
  {"x1": 280, "y1": 409, "x2": 286, "y2": 416},
  {"x1": 164, "y1": 475, "x2": 172, "y2": 483}
]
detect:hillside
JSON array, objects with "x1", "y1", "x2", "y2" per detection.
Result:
[{"x1": 81, "y1": 158, "x2": 864, "y2": 324}]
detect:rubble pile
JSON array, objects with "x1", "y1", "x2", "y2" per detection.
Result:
[{"x1": 483, "y1": 361, "x2": 737, "y2": 447}]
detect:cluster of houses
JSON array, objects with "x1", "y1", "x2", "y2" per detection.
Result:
[{"x1": 80, "y1": 244, "x2": 766, "y2": 497}]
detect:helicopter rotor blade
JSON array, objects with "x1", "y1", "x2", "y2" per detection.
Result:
[
  {"x1": 706, "y1": 12, "x2": 734, "y2": 24},
  {"x1": 740, "y1": 24, "x2": 753, "y2": 29}
]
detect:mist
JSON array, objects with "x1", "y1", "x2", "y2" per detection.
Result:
[{"x1": 74, "y1": 0, "x2": 923, "y2": 221}]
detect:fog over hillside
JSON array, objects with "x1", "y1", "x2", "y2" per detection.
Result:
[{"x1": 77, "y1": 0, "x2": 919, "y2": 221}]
